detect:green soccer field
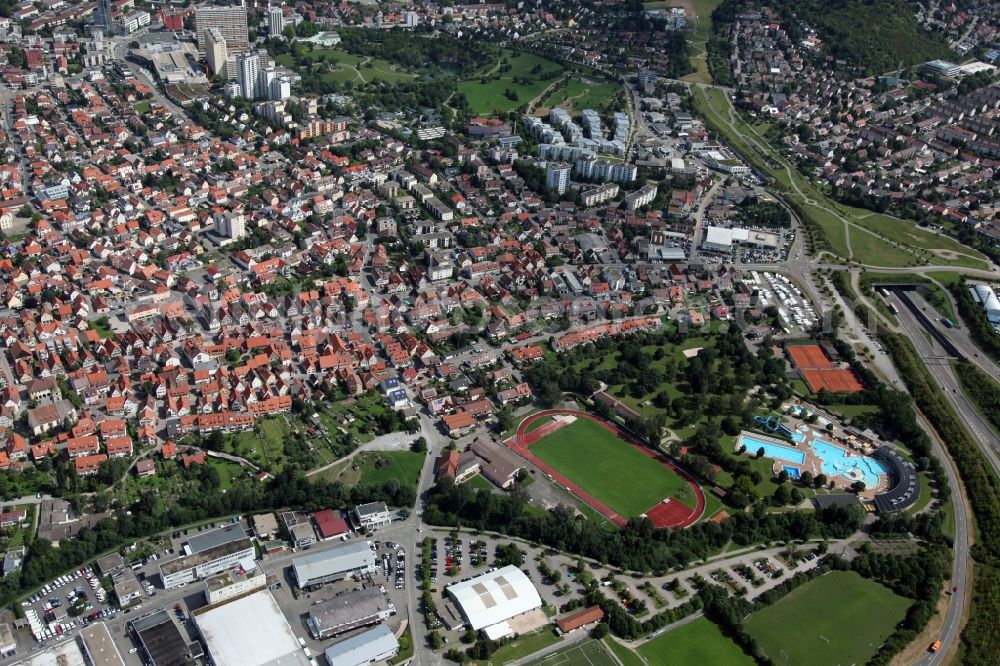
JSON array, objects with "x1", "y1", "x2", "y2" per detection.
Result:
[
  {"x1": 522, "y1": 639, "x2": 618, "y2": 666},
  {"x1": 638, "y1": 617, "x2": 754, "y2": 666},
  {"x1": 530, "y1": 418, "x2": 689, "y2": 518},
  {"x1": 744, "y1": 571, "x2": 911, "y2": 666}
]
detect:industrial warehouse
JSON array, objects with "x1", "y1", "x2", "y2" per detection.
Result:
[
  {"x1": 192, "y1": 589, "x2": 309, "y2": 666},
  {"x1": 306, "y1": 587, "x2": 395, "y2": 640},
  {"x1": 291, "y1": 540, "x2": 378, "y2": 589}
]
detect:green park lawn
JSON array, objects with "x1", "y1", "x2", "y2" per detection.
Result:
[
  {"x1": 458, "y1": 52, "x2": 564, "y2": 115},
  {"x1": 275, "y1": 48, "x2": 413, "y2": 85},
  {"x1": 638, "y1": 617, "x2": 753, "y2": 666},
  {"x1": 539, "y1": 77, "x2": 621, "y2": 114},
  {"x1": 334, "y1": 450, "x2": 425, "y2": 490},
  {"x1": 744, "y1": 571, "x2": 910, "y2": 666},
  {"x1": 530, "y1": 418, "x2": 690, "y2": 517}
]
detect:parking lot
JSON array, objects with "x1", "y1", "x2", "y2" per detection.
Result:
[{"x1": 20, "y1": 566, "x2": 114, "y2": 645}]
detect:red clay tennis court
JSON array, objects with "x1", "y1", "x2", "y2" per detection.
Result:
[
  {"x1": 787, "y1": 344, "x2": 835, "y2": 370},
  {"x1": 801, "y1": 369, "x2": 864, "y2": 393},
  {"x1": 788, "y1": 344, "x2": 864, "y2": 394}
]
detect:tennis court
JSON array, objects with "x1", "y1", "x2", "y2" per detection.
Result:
[
  {"x1": 787, "y1": 344, "x2": 835, "y2": 369},
  {"x1": 521, "y1": 639, "x2": 618, "y2": 666},
  {"x1": 800, "y1": 368, "x2": 864, "y2": 393}
]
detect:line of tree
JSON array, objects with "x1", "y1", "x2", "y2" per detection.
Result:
[
  {"x1": 425, "y1": 478, "x2": 864, "y2": 576},
  {"x1": 0, "y1": 466, "x2": 414, "y2": 607}
]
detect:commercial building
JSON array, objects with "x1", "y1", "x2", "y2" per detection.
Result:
[
  {"x1": 112, "y1": 568, "x2": 143, "y2": 606},
  {"x1": 703, "y1": 149, "x2": 750, "y2": 175},
  {"x1": 289, "y1": 522, "x2": 317, "y2": 549},
  {"x1": 93, "y1": 0, "x2": 113, "y2": 34},
  {"x1": 445, "y1": 565, "x2": 542, "y2": 639},
  {"x1": 322, "y1": 624, "x2": 399, "y2": 666},
  {"x1": 306, "y1": 587, "x2": 394, "y2": 639},
  {"x1": 922, "y1": 59, "x2": 961, "y2": 77},
  {"x1": 203, "y1": 562, "x2": 266, "y2": 604},
  {"x1": 130, "y1": 610, "x2": 201, "y2": 666},
  {"x1": 970, "y1": 284, "x2": 1000, "y2": 323},
  {"x1": 545, "y1": 163, "x2": 571, "y2": 195},
  {"x1": 702, "y1": 226, "x2": 747, "y2": 253},
  {"x1": 291, "y1": 540, "x2": 376, "y2": 589},
  {"x1": 159, "y1": 537, "x2": 255, "y2": 589},
  {"x1": 185, "y1": 524, "x2": 248, "y2": 555},
  {"x1": 193, "y1": 589, "x2": 308, "y2": 666},
  {"x1": 354, "y1": 501, "x2": 392, "y2": 531},
  {"x1": 78, "y1": 622, "x2": 126, "y2": 666},
  {"x1": 0, "y1": 623, "x2": 13, "y2": 658},
  {"x1": 196, "y1": 2, "x2": 249, "y2": 56}
]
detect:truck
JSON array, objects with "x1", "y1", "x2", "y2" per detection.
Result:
[
  {"x1": 929, "y1": 640, "x2": 942, "y2": 653},
  {"x1": 942, "y1": 318, "x2": 954, "y2": 328}
]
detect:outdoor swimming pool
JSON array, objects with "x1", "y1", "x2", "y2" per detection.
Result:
[
  {"x1": 783, "y1": 466, "x2": 801, "y2": 479},
  {"x1": 811, "y1": 439, "x2": 887, "y2": 488},
  {"x1": 739, "y1": 435, "x2": 806, "y2": 465}
]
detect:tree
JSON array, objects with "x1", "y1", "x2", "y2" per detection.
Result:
[
  {"x1": 814, "y1": 473, "x2": 828, "y2": 488},
  {"x1": 494, "y1": 542, "x2": 525, "y2": 567},
  {"x1": 411, "y1": 437, "x2": 427, "y2": 453},
  {"x1": 428, "y1": 630, "x2": 443, "y2": 649},
  {"x1": 591, "y1": 622, "x2": 610, "y2": 639},
  {"x1": 850, "y1": 481, "x2": 866, "y2": 494}
]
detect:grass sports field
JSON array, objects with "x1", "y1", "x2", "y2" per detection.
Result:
[
  {"x1": 531, "y1": 418, "x2": 689, "y2": 518},
  {"x1": 523, "y1": 639, "x2": 618, "y2": 666},
  {"x1": 638, "y1": 617, "x2": 753, "y2": 666},
  {"x1": 745, "y1": 571, "x2": 910, "y2": 665}
]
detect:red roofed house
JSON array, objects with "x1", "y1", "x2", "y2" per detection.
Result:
[
  {"x1": 105, "y1": 436, "x2": 133, "y2": 459},
  {"x1": 555, "y1": 605, "x2": 604, "y2": 634},
  {"x1": 313, "y1": 509, "x2": 350, "y2": 541},
  {"x1": 75, "y1": 453, "x2": 108, "y2": 476}
]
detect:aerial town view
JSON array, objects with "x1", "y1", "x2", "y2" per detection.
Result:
[{"x1": 0, "y1": 0, "x2": 999, "y2": 664}]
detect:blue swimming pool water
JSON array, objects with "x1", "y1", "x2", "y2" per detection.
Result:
[
  {"x1": 783, "y1": 466, "x2": 801, "y2": 479},
  {"x1": 789, "y1": 431, "x2": 805, "y2": 443},
  {"x1": 740, "y1": 436, "x2": 806, "y2": 464},
  {"x1": 811, "y1": 439, "x2": 887, "y2": 488}
]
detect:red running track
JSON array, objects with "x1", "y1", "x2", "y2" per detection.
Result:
[{"x1": 508, "y1": 409, "x2": 706, "y2": 530}]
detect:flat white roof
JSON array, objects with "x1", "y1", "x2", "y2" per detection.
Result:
[
  {"x1": 194, "y1": 589, "x2": 309, "y2": 666},
  {"x1": 446, "y1": 565, "x2": 541, "y2": 630},
  {"x1": 14, "y1": 642, "x2": 87, "y2": 666},
  {"x1": 323, "y1": 624, "x2": 399, "y2": 666}
]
